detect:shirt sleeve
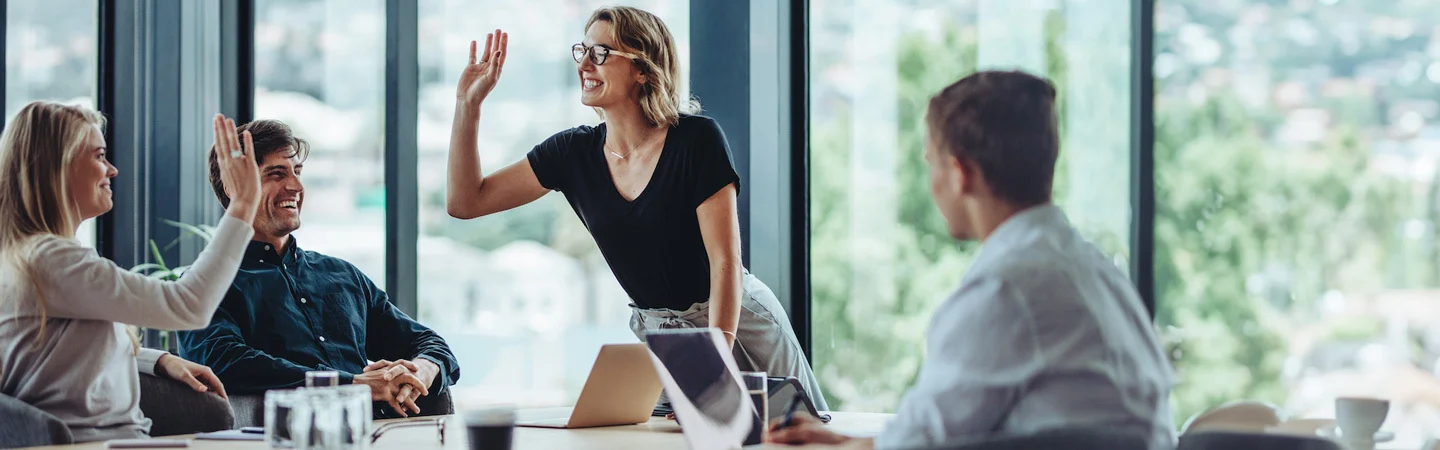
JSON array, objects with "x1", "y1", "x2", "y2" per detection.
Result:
[
  {"x1": 361, "y1": 270, "x2": 461, "y2": 393},
  {"x1": 177, "y1": 287, "x2": 354, "y2": 392},
  {"x1": 687, "y1": 117, "x2": 741, "y2": 207},
  {"x1": 874, "y1": 276, "x2": 1044, "y2": 450},
  {"x1": 526, "y1": 125, "x2": 594, "y2": 192},
  {"x1": 32, "y1": 214, "x2": 254, "y2": 330},
  {"x1": 136, "y1": 348, "x2": 168, "y2": 376}
]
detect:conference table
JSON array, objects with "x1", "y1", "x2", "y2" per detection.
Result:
[{"x1": 31, "y1": 408, "x2": 893, "y2": 450}]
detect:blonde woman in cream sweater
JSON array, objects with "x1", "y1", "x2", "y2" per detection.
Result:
[{"x1": 0, "y1": 102, "x2": 261, "y2": 442}]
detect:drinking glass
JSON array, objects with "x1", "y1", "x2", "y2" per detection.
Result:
[
  {"x1": 265, "y1": 389, "x2": 299, "y2": 448},
  {"x1": 267, "y1": 386, "x2": 371, "y2": 450},
  {"x1": 463, "y1": 405, "x2": 516, "y2": 450},
  {"x1": 306, "y1": 371, "x2": 340, "y2": 387},
  {"x1": 741, "y1": 371, "x2": 768, "y2": 446}
]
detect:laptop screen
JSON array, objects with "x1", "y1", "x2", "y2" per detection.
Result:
[{"x1": 644, "y1": 328, "x2": 752, "y2": 450}]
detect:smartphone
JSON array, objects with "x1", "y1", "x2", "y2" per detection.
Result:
[{"x1": 104, "y1": 439, "x2": 190, "y2": 448}]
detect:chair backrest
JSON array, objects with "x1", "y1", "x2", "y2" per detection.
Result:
[
  {"x1": 0, "y1": 392, "x2": 74, "y2": 447},
  {"x1": 934, "y1": 426, "x2": 1150, "y2": 450},
  {"x1": 1181, "y1": 400, "x2": 1284, "y2": 434},
  {"x1": 1178, "y1": 431, "x2": 1344, "y2": 450},
  {"x1": 230, "y1": 394, "x2": 266, "y2": 428}
]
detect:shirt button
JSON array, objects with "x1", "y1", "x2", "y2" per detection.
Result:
[
  {"x1": 319, "y1": 336, "x2": 326, "y2": 342},
  {"x1": 264, "y1": 245, "x2": 271, "y2": 251},
  {"x1": 300, "y1": 298, "x2": 308, "y2": 304}
]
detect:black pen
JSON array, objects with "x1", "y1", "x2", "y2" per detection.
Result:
[{"x1": 774, "y1": 392, "x2": 805, "y2": 430}]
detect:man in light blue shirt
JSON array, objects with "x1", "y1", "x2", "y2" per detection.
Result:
[{"x1": 769, "y1": 71, "x2": 1175, "y2": 450}]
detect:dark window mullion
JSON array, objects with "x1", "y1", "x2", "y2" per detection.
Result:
[
  {"x1": 384, "y1": 0, "x2": 419, "y2": 316},
  {"x1": 1130, "y1": 0, "x2": 1156, "y2": 318},
  {"x1": 221, "y1": 0, "x2": 253, "y2": 124},
  {"x1": 790, "y1": 0, "x2": 812, "y2": 360}
]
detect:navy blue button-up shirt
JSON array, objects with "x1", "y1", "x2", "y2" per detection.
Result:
[{"x1": 178, "y1": 237, "x2": 460, "y2": 396}]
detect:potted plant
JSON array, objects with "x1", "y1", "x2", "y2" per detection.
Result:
[{"x1": 127, "y1": 219, "x2": 217, "y2": 353}]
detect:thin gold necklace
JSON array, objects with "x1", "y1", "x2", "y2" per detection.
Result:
[{"x1": 607, "y1": 134, "x2": 661, "y2": 160}]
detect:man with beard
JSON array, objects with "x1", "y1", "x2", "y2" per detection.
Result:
[{"x1": 179, "y1": 120, "x2": 460, "y2": 419}]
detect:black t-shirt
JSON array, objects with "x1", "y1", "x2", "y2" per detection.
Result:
[{"x1": 526, "y1": 115, "x2": 741, "y2": 310}]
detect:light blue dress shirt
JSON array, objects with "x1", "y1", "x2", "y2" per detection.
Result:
[{"x1": 874, "y1": 204, "x2": 1176, "y2": 450}]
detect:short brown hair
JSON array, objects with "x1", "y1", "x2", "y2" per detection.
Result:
[
  {"x1": 208, "y1": 119, "x2": 309, "y2": 208},
  {"x1": 927, "y1": 71, "x2": 1059, "y2": 206}
]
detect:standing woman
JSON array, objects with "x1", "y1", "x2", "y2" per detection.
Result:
[
  {"x1": 446, "y1": 6, "x2": 827, "y2": 409},
  {"x1": 0, "y1": 102, "x2": 262, "y2": 442}
]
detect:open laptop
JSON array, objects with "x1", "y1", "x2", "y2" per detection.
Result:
[
  {"x1": 644, "y1": 328, "x2": 753, "y2": 450},
  {"x1": 515, "y1": 343, "x2": 664, "y2": 429}
]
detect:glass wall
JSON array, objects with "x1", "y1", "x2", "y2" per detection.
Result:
[
  {"x1": 808, "y1": 0, "x2": 1134, "y2": 411},
  {"x1": 254, "y1": 0, "x2": 387, "y2": 285},
  {"x1": 6, "y1": 0, "x2": 100, "y2": 246},
  {"x1": 414, "y1": 0, "x2": 690, "y2": 409},
  {"x1": 1155, "y1": 0, "x2": 1440, "y2": 446}
]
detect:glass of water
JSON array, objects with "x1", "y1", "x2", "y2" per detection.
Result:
[
  {"x1": 265, "y1": 389, "x2": 299, "y2": 448},
  {"x1": 266, "y1": 386, "x2": 371, "y2": 450},
  {"x1": 741, "y1": 371, "x2": 768, "y2": 446},
  {"x1": 306, "y1": 371, "x2": 340, "y2": 388}
]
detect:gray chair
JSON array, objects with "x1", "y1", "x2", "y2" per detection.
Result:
[
  {"x1": 0, "y1": 393, "x2": 74, "y2": 448},
  {"x1": 0, "y1": 374, "x2": 233, "y2": 447},
  {"x1": 926, "y1": 426, "x2": 1150, "y2": 450},
  {"x1": 1178, "y1": 431, "x2": 1344, "y2": 450},
  {"x1": 138, "y1": 373, "x2": 235, "y2": 436},
  {"x1": 229, "y1": 388, "x2": 455, "y2": 428},
  {"x1": 230, "y1": 394, "x2": 267, "y2": 428}
]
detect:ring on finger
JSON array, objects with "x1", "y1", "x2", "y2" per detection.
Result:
[{"x1": 230, "y1": 150, "x2": 243, "y2": 159}]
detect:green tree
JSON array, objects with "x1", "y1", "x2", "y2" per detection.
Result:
[
  {"x1": 1153, "y1": 92, "x2": 1410, "y2": 423},
  {"x1": 810, "y1": 23, "x2": 982, "y2": 411},
  {"x1": 812, "y1": 11, "x2": 1086, "y2": 411}
]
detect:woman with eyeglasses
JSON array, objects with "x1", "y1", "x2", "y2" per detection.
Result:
[
  {"x1": 445, "y1": 6, "x2": 827, "y2": 410},
  {"x1": 0, "y1": 103, "x2": 261, "y2": 442}
]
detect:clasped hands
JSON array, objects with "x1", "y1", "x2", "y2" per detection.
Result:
[{"x1": 353, "y1": 358, "x2": 440, "y2": 418}]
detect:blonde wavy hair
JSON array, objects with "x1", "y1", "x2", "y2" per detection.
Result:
[
  {"x1": 0, "y1": 101, "x2": 134, "y2": 352},
  {"x1": 586, "y1": 6, "x2": 700, "y2": 127}
]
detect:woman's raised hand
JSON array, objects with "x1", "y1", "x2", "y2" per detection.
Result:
[
  {"x1": 212, "y1": 114, "x2": 260, "y2": 223},
  {"x1": 456, "y1": 29, "x2": 509, "y2": 109}
]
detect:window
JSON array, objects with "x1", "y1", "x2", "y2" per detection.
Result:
[
  {"x1": 808, "y1": 0, "x2": 1134, "y2": 411},
  {"x1": 253, "y1": 0, "x2": 387, "y2": 285},
  {"x1": 6, "y1": 0, "x2": 100, "y2": 246},
  {"x1": 415, "y1": 0, "x2": 690, "y2": 409},
  {"x1": 1155, "y1": 1, "x2": 1440, "y2": 445}
]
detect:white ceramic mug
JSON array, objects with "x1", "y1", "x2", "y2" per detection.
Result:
[{"x1": 1335, "y1": 397, "x2": 1389, "y2": 440}]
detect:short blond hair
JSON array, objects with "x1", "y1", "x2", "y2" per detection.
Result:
[{"x1": 586, "y1": 6, "x2": 699, "y2": 127}]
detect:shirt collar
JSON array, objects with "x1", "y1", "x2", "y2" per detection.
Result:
[
  {"x1": 975, "y1": 203, "x2": 1068, "y2": 260},
  {"x1": 242, "y1": 235, "x2": 300, "y2": 267}
]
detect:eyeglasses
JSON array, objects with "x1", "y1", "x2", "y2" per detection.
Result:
[
  {"x1": 370, "y1": 417, "x2": 445, "y2": 444},
  {"x1": 572, "y1": 43, "x2": 640, "y2": 66}
]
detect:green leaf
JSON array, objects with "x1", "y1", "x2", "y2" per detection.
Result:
[
  {"x1": 146, "y1": 269, "x2": 175, "y2": 280},
  {"x1": 129, "y1": 263, "x2": 167, "y2": 273},
  {"x1": 197, "y1": 225, "x2": 217, "y2": 242},
  {"x1": 148, "y1": 240, "x2": 168, "y2": 269},
  {"x1": 163, "y1": 219, "x2": 214, "y2": 242}
]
